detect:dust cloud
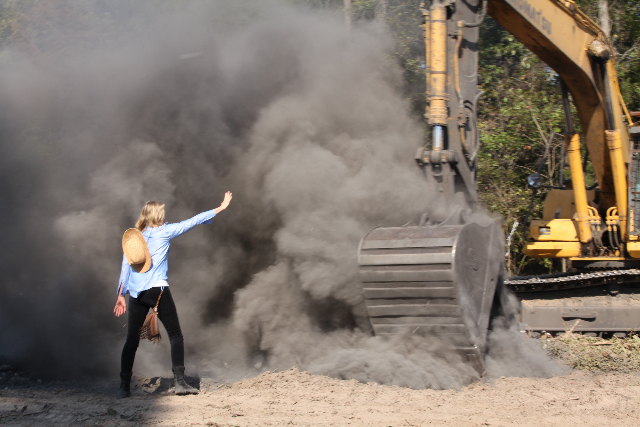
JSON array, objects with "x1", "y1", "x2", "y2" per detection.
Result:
[{"x1": 0, "y1": 0, "x2": 565, "y2": 388}]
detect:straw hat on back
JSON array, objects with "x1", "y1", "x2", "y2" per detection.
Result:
[{"x1": 122, "y1": 228, "x2": 151, "y2": 273}]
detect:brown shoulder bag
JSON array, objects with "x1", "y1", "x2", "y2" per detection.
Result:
[{"x1": 139, "y1": 289, "x2": 163, "y2": 344}]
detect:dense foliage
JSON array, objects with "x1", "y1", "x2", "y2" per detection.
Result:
[{"x1": 477, "y1": 18, "x2": 567, "y2": 275}]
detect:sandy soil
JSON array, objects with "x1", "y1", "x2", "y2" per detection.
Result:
[{"x1": 1, "y1": 367, "x2": 640, "y2": 426}]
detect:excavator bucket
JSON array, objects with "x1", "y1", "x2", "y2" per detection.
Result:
[{"x1": 358, "y1": 221, "x2": 503, "y2": 373}]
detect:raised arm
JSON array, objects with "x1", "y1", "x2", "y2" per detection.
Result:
[{"x1": 164, "y1": 191, "x2": 233, "y2": 240}]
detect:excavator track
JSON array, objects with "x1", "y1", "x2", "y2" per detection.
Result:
[
  {"x1": 506, "y1": 271, "x2": 640, "y2": 334},
  {"x1": 505, "y1": 269, "x2": 640, "y2": 292}
]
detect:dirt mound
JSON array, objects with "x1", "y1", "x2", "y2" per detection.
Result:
[{"x1": 230, "y1": 367, "x2": 353, "y2": 391}]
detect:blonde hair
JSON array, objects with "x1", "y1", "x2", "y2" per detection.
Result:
[{"x1": 136, "y1": 201, "x2": 165, "y2": 231}]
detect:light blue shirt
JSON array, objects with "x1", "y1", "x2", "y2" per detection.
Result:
[{"x1": 117, "y1": 209, "x2": 216, "y2": 298}]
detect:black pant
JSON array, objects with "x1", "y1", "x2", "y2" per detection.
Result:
[{"x1": 120, "y1": 287, "x2": 184, "y2": 374}]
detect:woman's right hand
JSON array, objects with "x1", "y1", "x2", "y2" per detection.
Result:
[
  {"x1": 114, "y1": 295, "x2": 127, "y2": 317},
  {"x1": 215, "y1": 191, "x2": 233, "y2": 213}
]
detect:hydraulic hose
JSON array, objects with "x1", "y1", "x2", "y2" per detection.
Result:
[{"x1": 463, "y1": 0, "x2": 487, "y2": 28}]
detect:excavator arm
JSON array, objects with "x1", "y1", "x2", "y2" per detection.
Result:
[{"x1": 357, "y1": 0, "x2": 640, "y2": 371}]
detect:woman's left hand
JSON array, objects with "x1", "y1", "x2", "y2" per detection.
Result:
[
  {"x1": 114, "y1": 295, "x2": 127, "y2": 317},
  {"x1": 215, "y1": 191, "x2": 233, "y2": 213}
]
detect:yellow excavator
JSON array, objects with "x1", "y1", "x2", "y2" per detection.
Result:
[{"x1": 358, "y1": 0, "x2": 640, "y2": 372}]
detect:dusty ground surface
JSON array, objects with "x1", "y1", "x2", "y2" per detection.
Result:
[{"x1": 1, "y1": 365, "x2": 640, "y2": 427}]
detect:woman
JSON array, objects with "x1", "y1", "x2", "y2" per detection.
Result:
[{"x1": 114, "y1": 191, "x2": 232, "y2": 398}]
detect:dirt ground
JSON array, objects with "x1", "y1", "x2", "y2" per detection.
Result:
[{"x1": 1, "y1": 365, "x2": 640, "y2": 427}]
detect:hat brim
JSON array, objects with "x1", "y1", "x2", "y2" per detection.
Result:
[{"x1": 122, "y1": 228, "x2": 152, "y2": 274}]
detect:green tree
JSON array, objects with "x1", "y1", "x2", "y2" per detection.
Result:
[{"x1": 476, "y1": 18, "x2": 571, "y2": 275}]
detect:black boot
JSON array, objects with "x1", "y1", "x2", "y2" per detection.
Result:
[
  {"x1": 172, "y1": 366, "x2": 198, "y2": 395},
  {"x1": 117, "y1": 372, "x2": 132, "y2": 399}
]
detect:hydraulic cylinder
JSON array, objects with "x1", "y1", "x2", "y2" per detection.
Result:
[
  {"x1": 606, "y1": 129, "x2": 628, "y2": 242},
  {"x1": 429, "y1": 2, "x2": 448, "y2": 150},
  {"x1": 565, "y1": 133, "x2": 592, "y2": 243}
]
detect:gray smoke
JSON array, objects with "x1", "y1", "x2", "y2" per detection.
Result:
[
  {"x1": 0, "y1": 0, "x2": 565, "y2": 387},
  {"x1": 484, "y1": 293, "x2": 570, "y2": 379}
]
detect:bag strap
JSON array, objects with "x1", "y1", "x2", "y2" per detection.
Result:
[{"x1": 152, "y1": 287, "x2": 163, "y2": 312}]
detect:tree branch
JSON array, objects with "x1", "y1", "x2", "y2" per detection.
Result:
[{"x1": 619, "y1": 41, "x2": 639, "y2": 62}]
